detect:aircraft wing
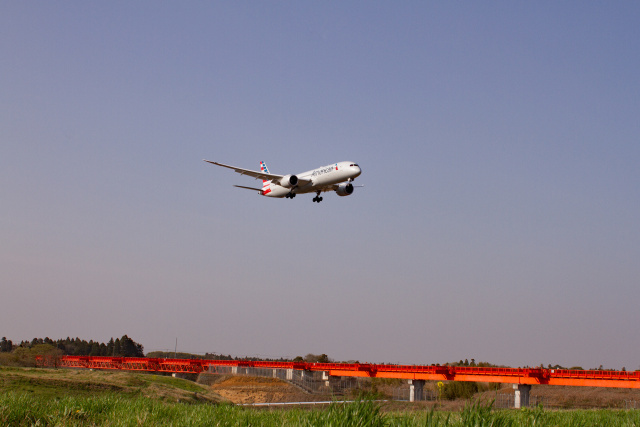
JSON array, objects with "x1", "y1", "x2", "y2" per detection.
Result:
[
  {"x1": 203, "y1": 159, "x2": 312, "y2": 186},
  {"x1": 203, "y1": 160, "x2": 283, "y2": 181}
]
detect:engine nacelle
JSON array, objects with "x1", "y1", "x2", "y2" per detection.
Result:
[
  {"x1": 336, "y1": 182, "x2": 354, "y2": 197},
  {"x1": 279, "y1": 174, "x2": 298, "y2": 188}
]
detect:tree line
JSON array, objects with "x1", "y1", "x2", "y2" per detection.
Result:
[
  {"x1": 0, "y1": 335, "x2": 144, "y2": 357},
  {"x1": 146, "y1": 351, "x2": 293, "y2": 362}
]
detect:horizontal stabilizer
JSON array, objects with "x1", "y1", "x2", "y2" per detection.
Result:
[{"x1": 233, "y1": 185, "x2": 262, "y2": 192}]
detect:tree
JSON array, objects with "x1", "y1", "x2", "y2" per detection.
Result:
[
  {"x1": 303, "y1": 353, "x2": 332, "y2": 363},
  {"x1": 33, "y1": 344, "x2": 64, "y2": 367},
  {"x1": 0, "y1": 337, "x2": 13, "y2": 352},
  {"x1": 119, "y1": 335, "x2": 144, "y2": 357},
  {"x1": 5, "y1": 344, "x2": 63, "y2": 367},
  {"x1": 317, "y1": 354, "x2": 330, "y2": 363},
  {"x1": 90, "y1": 342, "x2": 100, "y2": 356}
]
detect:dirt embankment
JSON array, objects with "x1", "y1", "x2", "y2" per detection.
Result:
[
  {"x1": 525, "y1": 385, "x2": 640, "y2": 409},
  {"x1": 208, "y1": 375, "x2": 321, "y2": 404}
]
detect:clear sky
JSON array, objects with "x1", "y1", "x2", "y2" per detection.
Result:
[{"x1": 2, "y1": 2, "x2": 639, "y2": 370}]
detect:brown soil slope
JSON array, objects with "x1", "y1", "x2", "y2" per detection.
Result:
[
  {"x1": 528, "y1": 384, "x2": 640, "y2": 409},
  {"x1": 210, "y1": 376, "x2": 322, "y2": 404}
]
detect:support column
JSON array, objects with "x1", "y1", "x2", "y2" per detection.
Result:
[
  {"x1": 286, "y1": 368, "x2": 294, "y2": 380},
  {"x1": 409, "y1": 380, "x2": 425, "y2": 402},
  {"x1": 513, "y1": 384, "x2": 531, "y2": 408}
]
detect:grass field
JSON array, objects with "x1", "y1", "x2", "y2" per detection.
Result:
[
  {"x1": 3, "y1": 393, "x2": 640, "y2": 426},
  {"x1": 0, "y1": 366, "x2": 222, "y2": 404},
  {"x1": 2, "y1": 367, "x2": 640, "y2": 426}
]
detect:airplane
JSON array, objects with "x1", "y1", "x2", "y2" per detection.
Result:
[{"x1": 203, "y1": 159, "x2": 362, "y2": 203}]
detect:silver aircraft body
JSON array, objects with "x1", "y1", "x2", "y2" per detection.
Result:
[{"x1": 203, "y1": 159, "x2": 362, "y2": 203}]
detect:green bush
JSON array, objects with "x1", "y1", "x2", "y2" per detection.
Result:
[{"x1": 442, "y1": 381, "x2": 479, "y2": 400}]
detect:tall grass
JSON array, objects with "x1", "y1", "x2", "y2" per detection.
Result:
[{"x1": 2, "y1": 393, "x2": 640, "y2": 426}]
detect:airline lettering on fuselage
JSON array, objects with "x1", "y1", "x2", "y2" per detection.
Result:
[{"x1": 312, "y1": 166, "x2": 335, "y2": 177}]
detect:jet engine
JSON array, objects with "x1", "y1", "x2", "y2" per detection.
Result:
[
  {"x1": 279, "y1": 174, "x2": 298, "y2": 188},
  {"x1": 336, "y1": 182, "x2": 354, "y2": 196}
]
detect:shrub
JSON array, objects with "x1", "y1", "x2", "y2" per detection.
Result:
[{"x1": 442, "y1": 381, "x2": 479, "y2": 400}]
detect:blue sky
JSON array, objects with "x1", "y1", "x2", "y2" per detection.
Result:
[{"x1": 2, "y1": 2, "x2": 639, "y2": 370}]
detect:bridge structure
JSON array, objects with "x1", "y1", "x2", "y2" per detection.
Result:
[{"x1": 38, "y1": 356, "x2": 640, "y2": 407}]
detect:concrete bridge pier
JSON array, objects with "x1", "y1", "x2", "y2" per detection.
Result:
[
  {"x1": 408, "y1": 379, "x2": 425, "y2": 402},
  {"x1": 513, "y1": 384, "x2": 531, "y2": 408}
]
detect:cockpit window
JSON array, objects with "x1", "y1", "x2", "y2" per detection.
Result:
[{"x1": 350, "y1": 164, "x2": 359, "y2": 167}]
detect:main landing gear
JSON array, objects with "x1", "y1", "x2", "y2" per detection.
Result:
[
  {"x1": 312, "y1": 191, "x2": 323, "y2": 203},
  {"x1": 285, "y1": 192, "x2": 296, "y2": 199}
]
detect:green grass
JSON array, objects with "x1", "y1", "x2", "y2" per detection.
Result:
[
  {"x1": 0, "y1": 369, "x2": 130, "y2": 399},
  {"x1": 1, "y1": 393, "x2": 297, "y2": 426},
  {"x1": 386, "y1": 400, "x2": 640, "y2": 426},
  {"x1": 142, "y1": 374, "x2": 204, "y2": 393},
  {"x1": 0, "y1": 367, "x2": 219, "y2": 404},
  {"x1": 1, "y1": 394, "x2": 640, "y2": 426}
]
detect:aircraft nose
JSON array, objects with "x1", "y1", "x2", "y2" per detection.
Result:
[{"x1": 354, "y1": 165, "x2": 362, "y2": 177}]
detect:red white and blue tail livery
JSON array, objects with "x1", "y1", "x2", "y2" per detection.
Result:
[
  {"x1": 203, "y1": 159, "x2": 362, "y2": 203},
  {"x1": 260, "y1": 161, "x2": 272, "y2": 195}
]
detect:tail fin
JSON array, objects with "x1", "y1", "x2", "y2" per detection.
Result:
[
  {"x1": 260, "y1": 161, "x2": 270, "y2": 174},
  {"x1": 260, "y1": 161, "x2": 271, "y2": 193}
]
